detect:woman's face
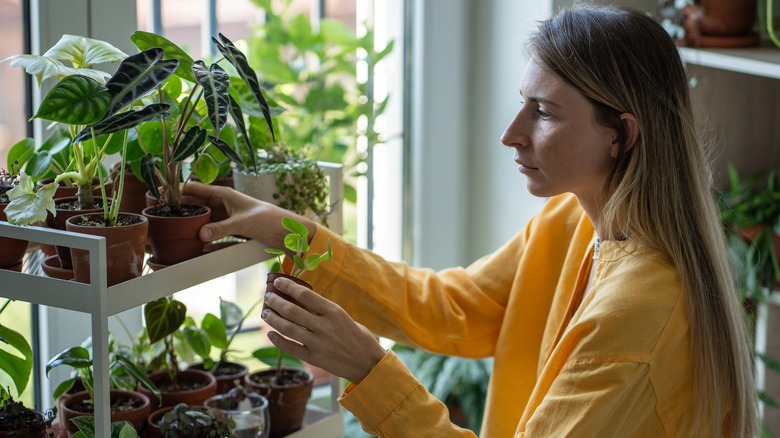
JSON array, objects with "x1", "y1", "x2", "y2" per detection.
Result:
[{"x1": 501, "y1": 60, "x2": 617, "y2": 204}]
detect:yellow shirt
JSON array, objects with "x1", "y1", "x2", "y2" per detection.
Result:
[{"x1": 304, "y1": 194, "x2": 701, "y2": 437}]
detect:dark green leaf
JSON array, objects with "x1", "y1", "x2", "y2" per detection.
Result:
[
  {"x1": 0, "y1": 323, "x2": 32, "y2": 396},
  {"x1": 131, "y1": 31, "x2": 196, "y2": 84},
  {"x1": 207, "y1": 136, "x2": 243, "y2": 167},
  {"x1": 201, "y1": 313, "x2": 228, "y2": 349},
  {"x1": 73, "y1": 103, "x2": 170, "y2": 143},
  {"x1": 105, "y1": 48, "x2": 178, "y2": 115},
  {"x1": 46, "y1": 346, "x2": 92, "y2": 376},
  {"x1": 182, "y1": 325, "x2": 211, "y2": 358},
  {"x1": 34, "y1": 75, "x2": 110, "y2": 125},
  {"x1": 144, "y1": 297, "x2": 187, "y2": 344},
  {"x1": 140, "y1": 154, "x2": 159, "y2": 200},
  {"x1": 251, "y1": 346, "x2": 303, "y2": 368},
  {"x1": 192, "y1": 61, "x2": 230, "y2": 135},
  {"x1": 171, "y1": 126, "x2": 207, "y2": 162}
]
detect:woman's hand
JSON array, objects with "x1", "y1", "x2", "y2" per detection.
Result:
[
  {"x1": 262, "y1": 276, "x2": 388, "y2": 384},
  {"x1": 182, "y1": 182, "x2": 316, "y2": 247}
]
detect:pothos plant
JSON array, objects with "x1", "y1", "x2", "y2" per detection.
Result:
[{"x1": 3, "y1": 34, "x2": 175, "y2": 226}]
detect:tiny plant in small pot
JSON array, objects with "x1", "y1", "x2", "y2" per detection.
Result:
[
  {"x1": 244, "y1": 216, "x2": 330, "y2": 437},
  {"x1": 146, "y1": 402, "x2": 233, "y2": 438},
  {"x1": 185, "y1": 298, "x2": 260, "y2": 394},
  {"x1": 138, "y1": 296, "x2": 217, "y2": 412},
  {"x1": 45, "y1": 336, "x2": 160, "y2": 436},
  {"x1": 70, "y1": 417, "x2": 140, "y2": 438}
]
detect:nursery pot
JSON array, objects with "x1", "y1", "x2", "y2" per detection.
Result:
[
  {"x1": 244, "y1": 368, "x2": 313, "y2": 438},
  {"x1": 46, "y1": 196, "x2": 110, "y2": 270},
  {"x1": 188, "y1": 361, "x2": 249, "y2": 395},
  {"x1": 65, "y1": 213, "x2": 148, "y2": 286},
  {"x1": 264, "y1": 272, "x2": 310, "y2": 312},
  {"x1": 59, "y1": 389, "x2": 150, "y2": 437},
  {"x1": 142, "y1": 204, "x2": 212, "y2": 266},
  {"x1": 684, "y1": 0, "x2": 759, "y2": 47},
  {"x1": 0, "y1": 202, "x2": 28, "y2": 270},
  {"x1": 137, "y1": 369, "x2": 217, "y2": 412},
  {"x1": 232, "y1": 169, "x2": 278, "y2": 204}
]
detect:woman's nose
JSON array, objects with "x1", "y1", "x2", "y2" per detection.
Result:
[{"x1": 501, "y1": 110, "x2": 525, "y2": 147}]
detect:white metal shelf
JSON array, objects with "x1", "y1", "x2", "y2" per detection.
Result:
[
  {"x1": 679, "y1": 46, "x2": 780, "y2": 79},
  {"x1": 0, "y1": 221, "x2": 343, "y2": 437}
]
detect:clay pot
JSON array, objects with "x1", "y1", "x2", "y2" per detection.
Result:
[
  {"x1": 188, "y1": 361, "x2": 249, "y2": 395},
  {"x1": 264, "y1": 272, "x2": 310, "y2": 311},
  {"x1": 0, "y1": 202, "x2": 29, "y2": 270},
  {"x1": 111, "y1": 169, "x2": 149, "y2": 215},
  {"x1": 41, "y1": 255, "x2": 73, "y2": 280},
  {"x1": 46, "y1": 196, "x2": 109, "y2": 270},
  {"x1": 59, "y1": 389, "x2": 150, "y2": 437},
  {"x1": 142, "y1": 204, "x2": 212, "y2": 266},
  {"x1": 244, "y1": 368, "x2": 313, "y2": 438},
  {"x1": 65, "y1": 213, "x2": 148, "y2": 286},
  {"x1": 136, "y1": 369, "x2": 217, "y2": 412},
  {"x1": 683, "y1": 0, "x2": 759, "y2": 47}
]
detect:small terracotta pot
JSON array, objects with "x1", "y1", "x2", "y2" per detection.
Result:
[
  {"x1": 244, "y1": 368, "x2": 313, "y2": 438},
  {"x1": 65, "y1": 213, "x2": 148, "y2": 286},
  {"x1": 264, "y1": 272, "x2": 310, "y2": 312},
  {"x1": 59, "y1": 389, "x2": 150, "y2": 437},
  {"x1": 188, "y1": 361, "x2": 249, "y2": 395},
  {"x1": 136, "y1": 369, "x2": 217, "y2": 412},
  {"x1": 143, "y1": 405, "x2": 174, "y2": 438},
  {"x1": 111, "y1": 170, "x2": 149, "y2": 215},
  {"x1": 0, "y1": 202, "x2": 29, "y2": 269},
  {"x1": 142, "y1": 204, "x2": 211, "y2": 265},
  {"x1": 46, "y1": 196, "x2": 110, "y2": 270},
  {"x1": 41, "y1": 255, "x2": 73, "y2": 280}
]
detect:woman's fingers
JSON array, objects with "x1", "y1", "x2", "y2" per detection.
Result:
[{"x1": 270, "y1": 277, "x2": 333, "y2": 316}]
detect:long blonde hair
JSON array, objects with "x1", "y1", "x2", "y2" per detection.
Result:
[{"x1": 529, "y1": 5, "x2": 758, "y2": 436}]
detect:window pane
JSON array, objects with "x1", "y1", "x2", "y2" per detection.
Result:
[{"x1": 0, "y1": 0, "x2": 34, "y2": 408}]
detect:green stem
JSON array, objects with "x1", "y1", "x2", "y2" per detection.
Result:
[{"x1": 768, "y1": 0, "x2": 780, "y2": 48}]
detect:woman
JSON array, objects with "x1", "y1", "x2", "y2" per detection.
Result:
[{"x1": 184, "y1": 4, "x2": 758, "y2": 436}]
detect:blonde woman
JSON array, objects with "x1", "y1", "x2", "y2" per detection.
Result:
[{"x1": 185, "y1": 4, "x2": 758, "y2": 437}]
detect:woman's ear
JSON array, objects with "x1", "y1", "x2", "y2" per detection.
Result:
[{"x1": 610, "y1": 113, "x2": 639, "y2": 158}]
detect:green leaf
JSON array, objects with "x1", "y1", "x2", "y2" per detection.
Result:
[
  {"x1": 43, "y1": 34, "x2": 128, "y2": 69},
  {"x1": 4, "y1": 175, "x2": 57, "y2": 225},
  {"x1": 289, "y1": 14, "x2": 315, "y2": 49},
  {"x1": 139, "y1": 154, "x2": 159, "y2": 200},
  {"x1": 182, "y1": 325, "x2": 211, "y2": 358},
  {"x1": 114, "y1": 354, "x2": 160, "y2": 402},
  {"x1": 104, "y1": 48, "x2": 179, "y2": 115},
  {"x1": 118, "y1": 422, "x2": 139, "y2": 438},
  {"x1": 251, "y1": 346, "x2": 303, "y2": 368},
  {"x1": 192, "y1": 154, "x2": 218, "y2": 185},
  {"x1": 71, "y1": 416, "x2": 97, "y2": 438},
  {"x1": 207, "y1": 136, "x2": 243, "y2": 167},
  {"x1": 52, "y1": 377, "x2": 77, "y2": 401},
  {"x1": 73, "y1": 103, "x2": 171, "y2": 143},
  {"x1": 28, "y1": 150, "x2": 53, "y2": 180},
  {"x1": 33, "y1": 75, "x2": 110, "y2": 125},
  {"x1": 201, "y1": 313, "x2": 228, "y2": 349},
  {"x1": 265, "y1": 248, "x2": 285, "y2": 256},
  {"x1": 281, "y1": 216, "x2": 309, "y2": 237},
  {"x1": 192, "y1": 61, "x2": 230, "y2": 135},
  {"x1": 7, "y1": 138, "x2": 35, "y2": 170},
  {"x1": 131, "y1": 31, "x2": 196, "y2": 84},
  {"x1": 46, "y1": 346, "x2": 92, "y2": 376},
  {"x1": 320, "y1": 19, "x2": 359, "y2": 47},
  {"x1": 171, "y1": 126, "x2": 208, "y2": 163},
  {"x1": 220, "y1": 299, "x2": 244, "y2": 329},
  {"x1": 0, "y1": 323, "x2": 32, "y2": 396},
  {"x1": 284, "y1": 234, "x2": 304, "y2": 253},
  {"x1": 144, "y1": 297, "x2": 187, "y2": 344}
]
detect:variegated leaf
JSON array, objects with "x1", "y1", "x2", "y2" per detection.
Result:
[
  {"x1": 227, "y1": 94, "x2": 257, "y2": 171},
  {"x1": 43, "y1": 34, "x2": 128, "y2": 68},
  {"x1": 171, "y1": 126, "x2": 207, "y2": 162},
  {"x1": 140, "y1": 154, "x2": 159, "y2": 200},
  {"x1": 207, "y1": 135, "x2": 243, "y2": 167},
  {"x1": 73, "y1": 103, "x2": 170, "y2": 143},
  {"x1": 192, "y1": 60, "x2": 230, "y2": 136},
  {"x1": 105, "y1": 48, "x2": 179, "y2": 115},
  {"x1": 131, "y1": 31, "x2": 196, "y2": 84},
  {"x1": 212, "y1": 33, "x2": 275, "y2": 142},
  {"x1": 33, "y1": 75, "x2": 110, "y2": 125}
]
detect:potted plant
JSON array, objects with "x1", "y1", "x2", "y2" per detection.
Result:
[
  {"x1": 204, "y1": 385, "x2": 269, "y2": 438},
  {"x1": 656, "y1": 0, "x2": 760, "y2": 47},
  {"x1": 0, "y1": 389, "x2": 55, "y2": 438},
  {"x1": 0, "y1": 167, "x2": 30, "y2": 272},
  {"x1": 144, "y1": 402, "x2": 234, "y2": 438},
  {"x1": 243, "y1": 216, "x2": 331, "y2": 437},
  {"x1": 45, "y1": 335, "x2": 160, "y2": 436},
  {"x1": 69, "y1": 416, "x2": 140, "y2": 438},
  {"x1": 136, "y1": 296, "x2": 217, "y2": 412},
  {"x1": 184, "y1": 298, "x2": 260, "y2": 394}
]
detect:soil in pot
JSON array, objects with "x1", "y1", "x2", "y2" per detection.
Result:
[
  {"x1": 244, "y1": 368, "x2": 313, "y2": 438},
  {"x1": 0, "y1": 203, "x2": 29, "y2": 270},
  {"x1": 188, "y1": 361, "x2": 249, "y2": 395},
  {"x1": 65, "y1": 213, "x2": 148, "y2": 286},
  {"x1": 142, "y1": 204, "x2": 211, "y2": 266},
  {"x1": 59, "y1": 389, "x2": 150, "y2": 437},
  {"x1": 46, "y1": 197, "x2": 109, "y2": 270},
  {"x1": 137, "y1": 369, "x2": 217, "y2": 412},
  {"x1": 0, "y1": 394, "x2": 54, "y2": 438}
]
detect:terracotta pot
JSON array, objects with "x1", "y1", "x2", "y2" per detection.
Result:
[
  {"x1": 142, "y1": 204, "x2": 211, "y2": 266},
  {"x1": 136, "y1": 369, "x2": 217, "y2": 413},
  {"x1": 37, "y1": 177, "x2": 112, "y2": 200},
  {"x1": 264, "y1": 272, "x2": 310, "y2": 312},
  {"x1": 143, "y1": 405, "x2": 173, "y2": 438},
  {"x1": 46, "y1": 196, "x2": 110, "y2": 270},
  {"x1": 59, "y1": 389, "x2": 150, "y2": 437},
  {"x1": 111, "y1": 170, "x2": 149, "y2": 215},
  {"x1": 41, "y1": 255, "x2": 73, "y2": 280},
  {"x1": 65, "y1": 213, "x2": 148, "y2": 286},
  {"x1": 683, "y1": 0, "x2": 759, "y2": 47},
  {"x1": 244, "y1": 368, "x2": 313, "y2": 438},
  {"x1": 188, "y1": 361, "x2": 249, "y2": 395},
  {"x1": 0, "y1": 202, "x2": 29, "y2": 269}
]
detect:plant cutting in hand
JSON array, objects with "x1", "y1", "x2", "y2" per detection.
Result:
[{"x1": 265, "y1": 216, "x2": 332, "y2": 278}]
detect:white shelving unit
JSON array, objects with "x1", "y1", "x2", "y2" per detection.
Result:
[
  {"x1": 0, "y1": 225, "x2": 343, "y2": 437},
  {"x1": 679, "y1": 46, "x2": 780, "y2": 79}
]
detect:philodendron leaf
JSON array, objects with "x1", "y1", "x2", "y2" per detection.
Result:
[
  {"x1": 73, "y1": 103, "x2": 171, "y2": 143},
  {"x1": 4, "y1": 173, "x2": 57, "y2": 225},
  {"x1": 33, "y1": 75, "x2": 110, "y2": 125},
  {"x1": 201, "y1": 313, "x2": 228, "y2": 349},
  {"x1": 192, "y1": 61, "x2": 230, "y2": 135},
  {"x1": 43, "y1": 34, "x2": 128, "y2": 69},
  {"x1": 46, "y1": 346, "x2": 92, "y2": 376},
  {"x1": 212, "y1": 33, "x2": 275, "y2": 143},
  {"x1": 181, "y1": 325, "x2": 211, "y2": 358},
  {"x1": 144, "y1": 297, "x2": 187, "y2": 344},
  {"x1": 105, "y1": 48, "x2": 179, "y2": 115},
  {"x1": 220, "y1": 299, "x2": 243, "y2": 329},
  {"x1": 171, "y1": 126, "x2": 207, "y2": 163},
  {"x1": 131, "y1": 31, "x2": 196, "y2": 84},
  {"x1": 0, "y1": 323, "x2": 33, "y2": 397}
]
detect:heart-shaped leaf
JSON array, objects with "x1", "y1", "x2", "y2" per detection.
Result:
[
  {"x1": 144, "y1": 297, "x2": 187, "y2": 344},
  {"x1": 33, "y1": 75, "x2": 110, "y2": 125},
  {"x1": 43, "y1": 34, "x2": 128, "y2": 68},
  {"x1": 4, "y1": 175, "x2": 57, "y2": 225}
]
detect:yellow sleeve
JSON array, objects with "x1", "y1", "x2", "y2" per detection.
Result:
[
  {"x1": 339, "y1": 350, "x2": 477, "y2": 437},
  {"x1": 521, "y1": 361, "x2": 665, "y2": 437}
]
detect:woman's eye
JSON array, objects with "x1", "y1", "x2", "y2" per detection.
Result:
[{"x1": 536, "y1": 109, "x2": 551, "y2": 119}]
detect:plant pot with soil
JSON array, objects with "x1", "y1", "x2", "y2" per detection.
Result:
[
  {"x1": 58, "y1": 389, "x2": 150, "y2": 437},
  {"x1": 144, "y1": 403, "x2": 233, "y2": 438},
  {"x1": 0, "y1": 390, "x2": 55, "y2": 438},
  {"x1": 0, "y1": 168, "x2": 29, "y2": 271}
]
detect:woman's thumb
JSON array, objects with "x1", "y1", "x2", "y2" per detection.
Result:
[{"x1": 199, "y1": 223, "x2": 220, "y2": 242}]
